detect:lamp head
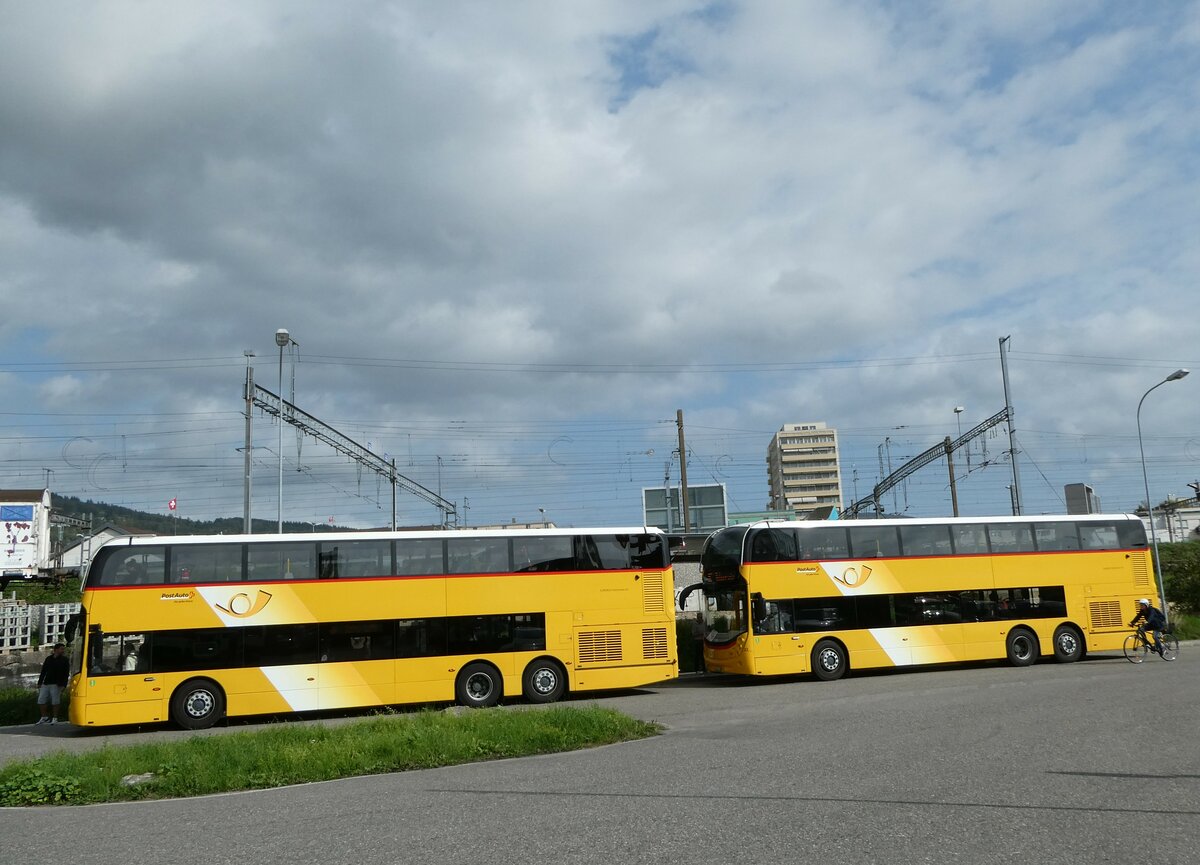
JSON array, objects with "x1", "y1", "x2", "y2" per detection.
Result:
[
  {"x1": 275, "y1": 328, "x2": 290, "y2": 347},
  {"x1": 954, "y1": 406, "x2": 964, "y2": 414},
  {"x1": 1166, "y1": 369, "x2": 1189, "y2": 382}
]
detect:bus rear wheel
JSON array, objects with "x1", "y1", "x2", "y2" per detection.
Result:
[
  {"x1": 811, "y1": 640, "x2": 847, "y2": 681},
  {"x1": 456, "y1": 662, "x2": 502, "y2": 708},
  {"x1": 170, "y1": 678, "x2": 225, "y2": 730},
  {"x1": 522, "y1": 658, "x2": 566, "y2": 703},
  {"x1": 1052, "y1": 625, "x2": 1084, "y2": 663},
  {"x1": 1006, "y1": 628, "x2": 1039, "y2": 667}
]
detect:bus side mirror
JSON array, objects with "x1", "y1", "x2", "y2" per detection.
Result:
[{"x1": 751, "y1": 593, "x2": 766, "y2": 621}]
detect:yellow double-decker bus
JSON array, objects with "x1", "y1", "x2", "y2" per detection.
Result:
[
  {"x1": 66, "y1": 527, "x2": 676, "y2": 729},
  {"x1": 683, "y1": 514, "x2": 1151, "y2": 680}
]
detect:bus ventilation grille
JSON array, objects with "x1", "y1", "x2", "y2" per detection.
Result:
[
  {"x1": 642, "y1": 571, "x2": 665, "y2": 613},
  {"x1": 1131, "y1": 555, "x2": 1151, "y2": 588},
  {"x1": 577, "y1": 630, "x2": 623, "y2": 665},
  {"x1": 642, "y1": 627, "x2": 669, "y2": 660},
  {"x1": 1089, "y1": 600, "x2": 1123, "y2": 631}
]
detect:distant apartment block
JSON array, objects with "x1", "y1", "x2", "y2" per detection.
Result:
[{"x1": 766, "y1": 422, "x2": 844, "y2": 518}]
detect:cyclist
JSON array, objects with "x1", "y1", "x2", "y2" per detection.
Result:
[{"x1": 1129, "y1": 598, "x2": 1167, "y2": 656}]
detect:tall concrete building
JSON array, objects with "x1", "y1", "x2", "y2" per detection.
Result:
[{"x1": 766, "y1": 422, "x2": 844, "y2": 517}]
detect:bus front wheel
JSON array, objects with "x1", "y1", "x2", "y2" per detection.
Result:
[
  {"x1": 1006, "y1": 628, "x2": 1039, "y2": 667},
  {"x1": 522, "y1": 658, "x2": 567, "y2": 703},
  {"x1": 1052, "y1": 625, "x2": 1084, "y2": 663},
  {"x1": 811, "y1": 640, "x2": 848, "y2": 681},
  {"x1": 170, "y1": 678, "x2": 225, "y2": 730},
  {"x1": 456, "y1": 662, "x2": 502, "y2": 708}
]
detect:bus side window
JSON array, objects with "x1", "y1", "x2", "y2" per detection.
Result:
[{"x1": 1079, "y1": 524, "x2": 1119, "y2": 550}]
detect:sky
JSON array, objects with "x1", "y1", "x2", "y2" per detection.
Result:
[{"x1": 1, "y1": 1, "x2": 1198, "y2": 532}]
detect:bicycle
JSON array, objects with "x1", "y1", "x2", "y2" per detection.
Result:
[{"x1": 1123, "y1": 626, "x2": 1179, "y2": 663}]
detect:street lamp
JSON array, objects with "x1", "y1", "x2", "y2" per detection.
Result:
[
  {"x1": 275, "y1": 328, "x2": 298, "y2": 533},
  {"x1": 1137, "y1": 368, "x2": 1189, "y2": 624},
  {"x1": 953, "y1": 406, "x2": 971, "y2": 471}
]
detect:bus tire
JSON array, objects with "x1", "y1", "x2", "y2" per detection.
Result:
[
  {"x1": 1052, "y1": 625, "x2": 1084, "y2": 663},
  {"x1": 456, "y1": 662, "x2": 502, "y2": 708},
  {"x1": 1005, "y1": 628, "x2": 1039, "y2": 667},
  {"x1": 811, "y1": 640, "x2": 848, "y2": 681},
  {"x1": 170, "y1": 678, "x2": 225, "y2": 730},
  {"x1": 522, "y1": 658, "x2": 567, "y2": 703}
]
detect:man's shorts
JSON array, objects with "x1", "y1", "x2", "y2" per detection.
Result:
[{"x1": 37, "y1": 684, "x2": 62, "y2": 706}]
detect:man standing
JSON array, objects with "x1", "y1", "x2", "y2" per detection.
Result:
[{"x1": 35, "y1": 643, "x2": 69, "y2": 725}]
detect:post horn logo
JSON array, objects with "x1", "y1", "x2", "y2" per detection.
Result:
[
  {"x1": 215, "y1": 590, "x2": 273, "y2": 618},
  {"x1": 832, "y1": 565, "x2": 872, "y2": 588}
]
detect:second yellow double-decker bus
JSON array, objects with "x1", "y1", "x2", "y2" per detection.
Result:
[
  {"x1": 66, "y1": 527, "x2": 677, "y2": 729},
  {"x1": 683, "y1": 514, "x2": 1151, "y2": 680}
]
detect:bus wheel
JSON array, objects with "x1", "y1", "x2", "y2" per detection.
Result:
[
  {"x1": 522, "y1": 659, "x2": 567, "y2": 703},
  {"x1": 1052, "y1": 625, "x2": 1084, "y2": 663},
  {"x1": 1005, "y1": 628, "x2": 1039, "y2": 667},
  {"x1": 811, "y1": 640, "x2": 847, "y2": 681},
  {"x1": 170, "y1": 678, "x2": 225, "y2": 730},
  {"x1": 456, "y1": 662, "x2": 502, "y2": 708}
]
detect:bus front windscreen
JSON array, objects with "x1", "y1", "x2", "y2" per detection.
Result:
[{"x1": 705, "y1": 585, "x2": 748, "y2": 645}]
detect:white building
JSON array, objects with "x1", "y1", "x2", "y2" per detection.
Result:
[
  {"x1": 1141, "y1": 503, "x2": 1200, "y2": 543},
  {"x1": 766, "y1": 422, "x2": 844, "y2": 518}
]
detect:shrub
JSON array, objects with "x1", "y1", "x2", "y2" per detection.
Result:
[
  {"x1": 0, "y1": 688, "x2": 38, "y2": 727},
  {"x1": 1159, "y1": 540, "x2": 1200, "y2": 615},
  {"x1": 0, "y1": 768, "x2": 81, "y2": 806}
]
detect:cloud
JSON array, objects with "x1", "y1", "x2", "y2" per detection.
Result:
[{"x1": 0, "y1": 1, "x2": 1197, "y2": 524}]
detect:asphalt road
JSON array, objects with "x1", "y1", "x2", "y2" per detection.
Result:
[{"x1": 2, "y1": 650, "x2": 1197, "y2": 865}]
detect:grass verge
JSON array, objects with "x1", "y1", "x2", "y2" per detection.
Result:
[{"x1": 0, "y1": 706, "x2": 660, "y2": 806}]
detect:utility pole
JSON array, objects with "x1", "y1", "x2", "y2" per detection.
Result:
[
  {"x1": 999, "y1": 336, "x2": 1023, "y2": 514},
  {"x1": 243, "y1": 351, "x2": 255, "y2": 533},
  {"x1": 944, "y1": 436, "x2": 959, "y2": 517},
  {"x1": 676, "y1": 409, "x2": 690, "y2": 532}
]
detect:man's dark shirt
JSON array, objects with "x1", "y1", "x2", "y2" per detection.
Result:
[{"x1": 38, "y1": 653, "x2": 69, "y2": 688}]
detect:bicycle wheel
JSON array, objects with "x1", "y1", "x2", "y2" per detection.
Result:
[
  {"x1": 1123, "y1": 634, "x2": 1147, "y2": 663},
  {"x1": 1160, "y1": 633, "x2": 1179, "y2": 662}
]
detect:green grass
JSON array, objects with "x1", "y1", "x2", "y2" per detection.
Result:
[{"x1": 0, "y1": 706, "x2": 660, "y2": 806}]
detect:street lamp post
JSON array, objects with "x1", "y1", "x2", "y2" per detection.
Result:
[
  {"x1": 1137, "y1": 368, "x2": 1189, "y2": 624},
  {"x1": 275, "y1": 328, "x2": 298, "y2": 533}
]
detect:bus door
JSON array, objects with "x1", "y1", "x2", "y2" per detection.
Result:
[
  {"x1": 82, "y1": 630, "x2": 166, "y2": 724},
  {"x1": 749, "y1": 596, "x2": 807, "y2": 675}
]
